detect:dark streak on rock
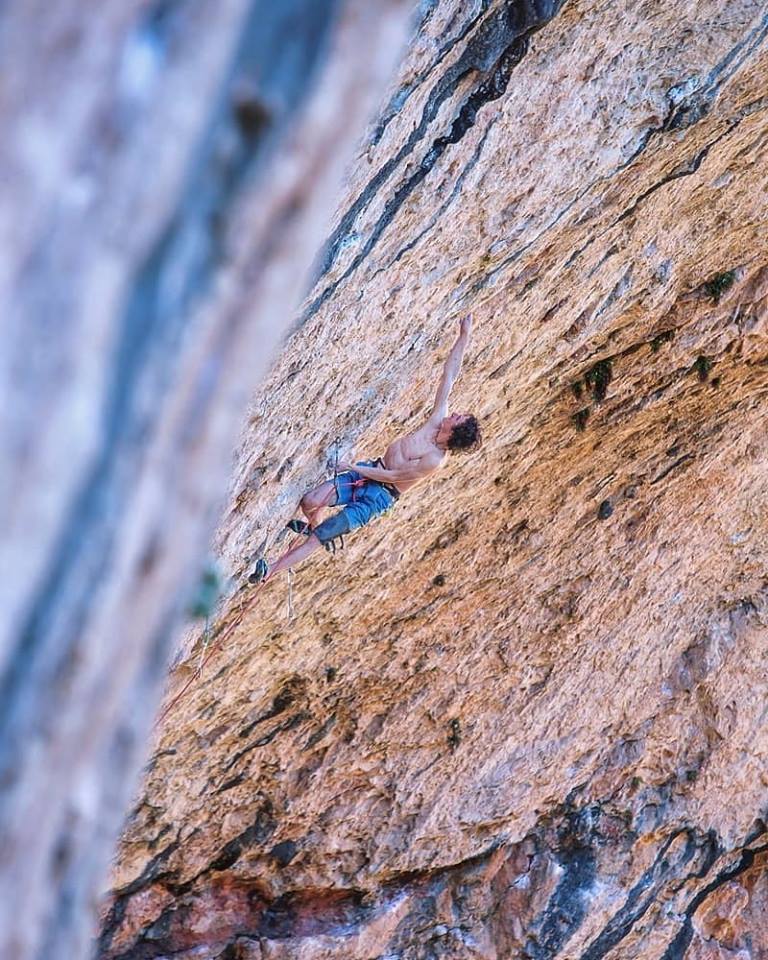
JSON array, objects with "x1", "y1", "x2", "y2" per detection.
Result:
[
  {"x1": 303, "y1": 713, "x2": 337, "y2": 751},
  {"x1": 651, "y1": 453, "x2": 694, "y2": 485},
  {"x1": 373, "y1": 114, "x2": 499, "y2": 278},
  {"x1": 97, "y1": 838, "x2": 181, "y2": 956},
  {"x1": 215, "y1": 773, "x2": 246, "y2": 794},
  {"x1": 270, "y1": 839, "x2": 298, "y2": 867},
  {"x1": 259, "y1": 888, "x2": 371, "y2": 939},
  {"x1": 664, "y1": 13, "x2": 768, "y2": 133},
  {"x1": 526, "y1": 806, "x2": 599, "y2": 958},
  {"x1": 578, "y1": 830, "x2": 717, "y2": 960},
  {"x1": 369, "y1": 1, "x2": 495, "y2": 147},
  {"x1": 660, "y1": 838, "x2": 768, "y2": 960},
  {"x1": 239, "y1": 676, "x2": 307, "y2": 739},
  {"x1": 142, "y1": 748, "x2": 177, "y2": 776},
  {"x1": 208, "y1": 802, "x2": 277, "y2": 872},
  {"x1": 302, "y1": 0, "x2": 568, "y2": 325},
  {"x1": 615, "y1": 125, "x2": 735, "y2": 225},
  {"x1": 594, "y1": 266, "x2": 633, "y2": 320},
  {"x1": 225, "y1": 711, "x2": 311, "y2": 771}
]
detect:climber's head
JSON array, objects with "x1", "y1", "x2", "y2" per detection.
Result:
[{"x1": 439, "y1": 413, "x2": 482, "y2": 453}]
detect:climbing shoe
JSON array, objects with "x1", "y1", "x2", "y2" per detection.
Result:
[
  {"x1": 286, "y1": 519, "x2": 310, "y2": 536},
  {"x1": 248, "y1": 558, "x2": 269, "y2": 584},
  {"x1": 286, "y1": 518, "x2": 338, "y2": 551}
]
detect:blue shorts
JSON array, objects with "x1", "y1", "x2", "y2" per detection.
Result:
[
  {"x1": 313, "y1": 460, "x2": 397, "y2": 545},
  {"x1": 334, "y1": 460, "x2": 397, "y2": 529}
]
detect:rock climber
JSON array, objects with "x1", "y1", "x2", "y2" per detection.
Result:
[{"x1": 249, "y1": 314, "x2": 481, "y2": 585}]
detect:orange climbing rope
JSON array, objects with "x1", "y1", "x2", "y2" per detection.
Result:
[{"x1": 156, "y1": 593, "x2": 249, "y2": 724}]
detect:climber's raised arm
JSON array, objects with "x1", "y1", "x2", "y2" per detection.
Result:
[
  {"x1": 248, "y1": 312, "x2": 481, "y2": 588},
  {"x1": 430, "y1": 314, "x2": 472, "y2": 423}
]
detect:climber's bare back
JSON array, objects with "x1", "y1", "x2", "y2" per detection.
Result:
[{"x1": 382, "y1": 422, "x2": 448, "y2": 493}]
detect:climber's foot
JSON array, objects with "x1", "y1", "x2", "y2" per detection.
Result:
[
  {"x1": 286, "y1": 519, "x2": 311, "y2": 536},
  {"x1": 248, "y1": 558, "x2": 269, "y2": 585}
]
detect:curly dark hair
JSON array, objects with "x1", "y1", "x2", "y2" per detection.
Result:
[{"x1": 447, "y1": 415, "x2": 482, "y2": 453}]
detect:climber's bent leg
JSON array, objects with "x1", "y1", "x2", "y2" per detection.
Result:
[
  {"x1": 254, "y1": 510, "x2": 352, "y2": 584},
  {"x1": 253, "y1": 479, "x2": 395, "y2": 585},
  {"x1": 299, "y1": 480, "x2": 337, "y2": 528}
]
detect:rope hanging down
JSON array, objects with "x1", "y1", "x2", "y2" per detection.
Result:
[
  {"x1": 196, "y1": 614, "x2": 211, "y2": 675},
  {"x1": 286, "y1": 568, "x2": 295, "y2": 620},
  {"x1": 156, "y1": 592, "x2": 248, "y2": 724},
  {"x1": 159, "y1": 435, "x2": 351, "y2": 723}
]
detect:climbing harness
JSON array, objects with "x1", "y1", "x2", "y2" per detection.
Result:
[{"x1": 322, "y1": 444, "x2": 401, "y2": 551}]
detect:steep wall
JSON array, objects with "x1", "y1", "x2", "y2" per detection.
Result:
[{"x1": 106, "y1": 1, "x2": 768, "y2": 958}]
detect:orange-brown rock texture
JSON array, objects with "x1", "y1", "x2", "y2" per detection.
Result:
[{"x1": 105, "y1": 1, "x2": 768, "y2": 958}]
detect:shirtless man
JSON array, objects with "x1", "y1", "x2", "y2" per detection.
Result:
[{"x1": 249, "y1": 314, "x2": 481, "y2": 584}]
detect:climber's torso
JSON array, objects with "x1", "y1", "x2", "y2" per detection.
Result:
[{"x1": 382, "y1": 422, "x2": 445, "y2": 494}]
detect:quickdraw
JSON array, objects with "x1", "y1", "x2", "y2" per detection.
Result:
[{"x1": 325, "y1": 436, "x2": 362, "y2": 552}]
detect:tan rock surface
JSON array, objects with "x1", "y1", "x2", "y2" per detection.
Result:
[{"x1": 106, "y1": 1, "x2": 768, "y2": 958}]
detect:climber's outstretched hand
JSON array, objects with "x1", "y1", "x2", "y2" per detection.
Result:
[{"x1": 459, "y1": 313, "x2": 473, "y2": 338}]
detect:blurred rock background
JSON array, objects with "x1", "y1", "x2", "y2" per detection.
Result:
[{"x1": 0, "y1": 2, "x2": 411, "y2": 957}]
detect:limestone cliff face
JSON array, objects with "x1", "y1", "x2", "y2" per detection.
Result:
[{"x1": 106, "y1": 2, "x2": 768, "y2": 958}]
